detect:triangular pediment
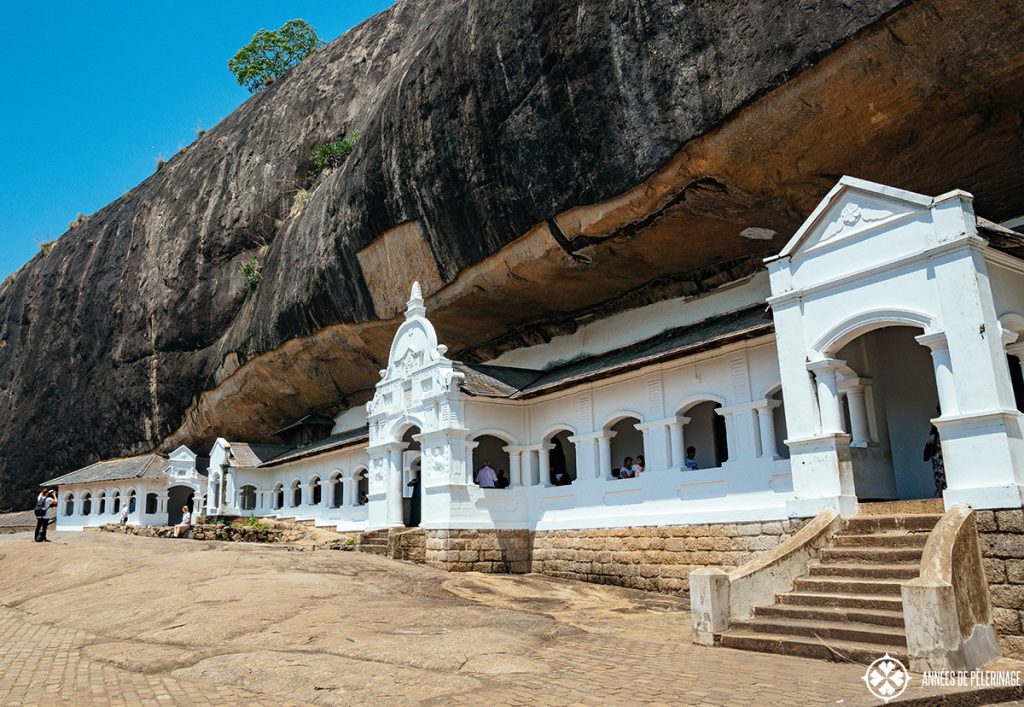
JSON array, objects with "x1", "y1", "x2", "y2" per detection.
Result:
[
  {"x1": 776, "y1": 176, "x2": 933, "y2": 260},
  {"x1": 169, "y1": 445, "x2": 196, "y2": 462}
]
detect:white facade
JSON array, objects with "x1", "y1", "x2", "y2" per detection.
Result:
[
  {"x1": 54, "y1": 446, "x2": 204, "y2": 531},
  {"x1": 767, "y1": 177, "x2": 1024, "y2": 516},
  {"x1": 51, "y1": 177, "x2": 1024, "y2": 533},
  {"x1": 206, "y1": 439, "x2": 370, "y2": 531}
]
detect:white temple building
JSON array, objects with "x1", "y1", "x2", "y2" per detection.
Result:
[{"x1": 46, "y1": 177, "x2": 1024, "y2": 533}]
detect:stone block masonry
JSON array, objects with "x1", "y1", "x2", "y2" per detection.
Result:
[
  {"x1": 424, "y1": 520, "x2": 807, "y2": 600},
  {"x1": 425, "y1": 529, "x2": 533, "y2": 574},
  {"x1": 976, "y1": 508, "x2": 1024, "y2": 658}
]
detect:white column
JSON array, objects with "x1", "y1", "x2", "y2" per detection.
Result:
[
  {"x1": 916, "y1": 333, "x2": 958, "y2": 416},
  {"x1": 537, "y1": 443, "x2": 554, "y2": 486},
  {"x1": 754, "y1": 400, "x2": 782, "y2": 459},
  {"x1": 807, "y1": 359, "x2": 846, "y2": 434},
  {"x1": 520, "y1": 447, "x2": 536, "y2": 486},
  {"x1": 668, "y1": 417, "x2": 689, "y2": 468},
  {"x1": 597, "y1": 431, "x2": 615, "y2": 479},
  {"x1": 504, "y1": 447, "x2": 523, "y2": 486},
  {"x1": 387, "y1": 444, "x2": 407, "y2": 528},
  {"x1": 840, "y1": 380, "x2": 871, "y2": 447}
]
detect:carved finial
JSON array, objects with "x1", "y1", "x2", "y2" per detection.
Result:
[{"x1": 405, "y1": 280, "x2": 426, "y2": 318}]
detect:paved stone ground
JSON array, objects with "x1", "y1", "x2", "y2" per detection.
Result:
[{"x1": 0, "y1": 531, "x2": 1020, "y2": 706}]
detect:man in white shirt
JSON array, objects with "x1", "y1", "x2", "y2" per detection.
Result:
[{"x1": 476, "y1": 462, "x2": 498, "y2": 488}]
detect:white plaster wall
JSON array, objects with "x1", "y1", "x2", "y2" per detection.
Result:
[
  {"x1": 56, "y1": 480, "x2": 161, "y2": 531},
  {"x1": 227, "y1": 445, "x2": 370, "y2": 532},
  {"x1": 489, "y1": 273, "x2": 772, "y2": 370},
  {"x1": 449, "y1": 337, "x2": 795, "y2": 530}
]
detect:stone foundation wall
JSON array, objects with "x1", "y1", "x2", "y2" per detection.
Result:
[
  {"x1": 532, "y1": 520, "x2": 807, "y2": 599},
  {"x1": 425, "y1": 529, "x2": 533, "y2": 573},
  {"x1": 423, "y1": 521, "x2": 807, "y2": 599},
  {"x1": 976, "y1": 509, "x2": 1024, "y2": 657}
]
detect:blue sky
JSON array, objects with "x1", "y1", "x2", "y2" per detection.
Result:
[{"x1": 0, "y1": 1, "x2": 394, "y2": 280}]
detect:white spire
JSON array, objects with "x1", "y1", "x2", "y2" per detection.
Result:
[{"x1": 405, "y1": 280, "x2": 426, "y2": 318}]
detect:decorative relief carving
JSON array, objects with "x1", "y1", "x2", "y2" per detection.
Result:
[
  {"x1": 426, "y1": 446, "x2": 450, "y2": 478},
  {"x1": 820, "y1": 201, "x2": 895, "y2": 242}
]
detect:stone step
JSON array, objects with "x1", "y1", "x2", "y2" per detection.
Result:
[
  {"x1": 729, "y1": 617, "x2": 906, "y2": 647},
  {"x1": 856, "y1": 499, "x2": 944, "y2": 516},
  {"x1": 833, "y1": 533, "x2": 930, "y2": 548},
  {"x1": 793, "y1": 577, "x2": 904, "y2": 596},
  {"x1": 807, "y1": 562, "x2": 920, "y2": 580},
  {"x1": 844, "y1": 514, "x2": 942, "y2": 533},
  {"x1": 819, "y1": 546, "x2": 923, "y2": 563},
  {"x1": 754, "y1": 603, "x2": 905, "y2": 628},
  {"x1": 719, "y1": 630, "x2": 907, "y2": 665},
  {"x1": 778, "y1": 591, "x2": 904, "y2": 611},
  {"x1": 356, "y1": 545, "x2": 388, "y2": 556}
]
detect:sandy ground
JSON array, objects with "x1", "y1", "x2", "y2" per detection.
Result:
[{"x1": 0, "y1": 530, "x2": 1020, "y2": 706}]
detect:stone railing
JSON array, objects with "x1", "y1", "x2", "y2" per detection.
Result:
[
  {"x1": 689, "y1": 508, "x2": 842, "y2": 645},
  {"x1": 902, "y1": 505, "x2": 1000, "y2": 671}
]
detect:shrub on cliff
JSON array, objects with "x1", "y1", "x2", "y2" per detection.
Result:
[
  {"x1": 310, "y1": 134, "x2": 359, "y2": 179},
  {"x1": 241, "y1": 254, "x2": 262, "y2": 289},
  {"x1": 228, "y1": 19, "x2": 323, "y2": 93}
]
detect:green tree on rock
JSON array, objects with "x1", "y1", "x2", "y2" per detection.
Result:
[{"x1": 228, "y1": 19, "x2": 323, "y2": 93}]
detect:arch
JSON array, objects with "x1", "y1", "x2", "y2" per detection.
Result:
[
  {"x1": 387, "y1": 415, "x2": 428, "y2": 444},
  {"x1": 167, "y1": 485, "x2": 194, "y2": 524},
  {"x1": 812, "y1": 308, "x2": 936, "y2": 358},
  {"x1": 144, "y1": 493, "x2": 158, "y2": 515},
  {"x1": 289, "y1": 479, "x2": 302, "y2": 508},
  {"x1": 684, "y1": 401, "x2": 728, "y2": 469},
  {"x1": 354, "y1": 468, "x2": 369, "y2": 505},
  {"x1": 759, "y1": 382, "x2": 783, "y2": 399},
  {"x1": 471, "y1": 434, "x2": 511, "y2": 487},
  {"x1": 272, "y1": 483, "x2": 284, "y2": 510},
  {"x1": 210, "y1": 472, "x2": 222, "y2": 510},
  {"x1": 126, "y1": 488, "x2": 137, "y2": 513},
  {"x1": 546, "y1": 429, "x2": 577, "y2": 486},
  {"x1": 540, "y1": 424, "x2": 576, "y2": 441},
  {"x1": 111, "y1": 490, "x2": 121, "y2": 514},
  {"x1": 329, "y1": 471, "x2": 344, "y2": 508},
  {"x1": 63, "y1": 492, "x2": 75, "y2": 517},
  {"x1": 309, "y1": 475, "x2": 322, "y2": 506},
  {"x1": 469, "y1": 427, "x2": 518, "y2": 445},
  {"x1": 601, "y1": 410, "x2": 646, "y2": 429},
  {"x1": 676, "y1": 394, "x2": 728, "y2": 415},
  {"x1": 96, "y1": 490, "x2": 106, "y2": 515},
  {"x1": 239, "y1": 485, "x2": 257, "y2": 511},
  {"x1": 81, "y1": 492, "x2": 92, "y2": 516},
  {"x1": 607, "y1": 416, "x2": 645, "y2": 476}
]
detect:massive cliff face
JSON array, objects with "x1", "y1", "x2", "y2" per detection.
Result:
[{"x1": 2, "y1": 0, "x2": 1023, "y2": 509}]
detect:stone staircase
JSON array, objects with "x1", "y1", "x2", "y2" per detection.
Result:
[
  {"x1": 719, "y1": 501, "x2": 943, "y2": 664},
  {"x1": 355, "y1": 527, "x2": 427, "y2": 561},
  {"x1": 356, "y1": 529, "x2": 390, "y2": 556}
]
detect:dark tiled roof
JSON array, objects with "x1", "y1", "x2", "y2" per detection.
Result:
[
  {"x1": 271, "y1": 414, "x2": 336, "y2": 437},
  {"x1": 455, "y1": 362, "x2": 543, "y2": 398},
  {"x1": 978, "y1": 217, "x2": 1024, "y2": 258},
  {"x1": 258, "y1": 426, "x2": 370, "y2": 467},
  {"x1": 457, "y1": 305, "x2": 772, "y2": 400},
  {"x1": 226, "y1": 443, "x2": 292, "y2": 468},
  {"x1": 42, "y1": 453, "x2": 168, "y2": 486},
  {"x1": 0, "y1": 510, "x2": 40, "y2": 528}
]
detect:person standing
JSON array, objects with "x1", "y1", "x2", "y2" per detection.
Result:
[
  {"x1": 33, "y1": 489, "x2": 55, "y2": 542},
  {"x1": 476, "y1": 462, "x2": 498, "y2": 488}
]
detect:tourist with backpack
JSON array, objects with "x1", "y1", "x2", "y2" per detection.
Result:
[{"x1": 33, "y1": 489, "x2": 56, "y2": 542}]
